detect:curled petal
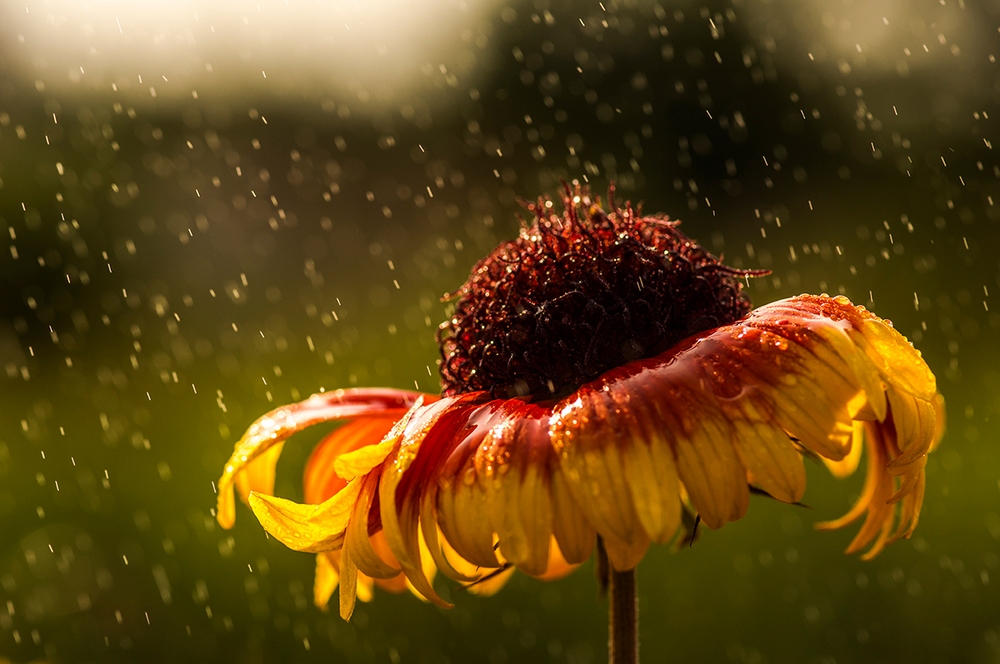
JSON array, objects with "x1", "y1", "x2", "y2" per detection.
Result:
[
  {"x1": 379, "y1": 395, "x2": 484, "y2": 607},
  {"x1": 217, "y1": 388, "x2": 426, "y2": 529},
  {"x1": 249, "y1": 480, "x2": 361, "y2": 553},
  {"x1": 344, "y1": 473, "x2": 401, "y2": 581}
]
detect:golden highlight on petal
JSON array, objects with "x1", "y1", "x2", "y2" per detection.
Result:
[
  {"x1": 217, "y1": 294, "x2": 943, "y2": 618},
  {"x1": 249, "y1": 480, "x2": 360, "y2": 553}
]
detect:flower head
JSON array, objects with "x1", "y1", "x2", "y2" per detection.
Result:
[
  {"x1": 439, "y1": 187, "x2": 760, "y2": 398},
  {"x1": 216, "y1": 187, "x2": 944, "y2": 621}
]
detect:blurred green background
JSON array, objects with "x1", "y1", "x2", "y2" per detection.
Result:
[{"x1": 0, "y1": 1, "x2": 998, "y2": 662}]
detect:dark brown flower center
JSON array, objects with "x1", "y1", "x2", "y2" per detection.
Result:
[{"x1": 438, "y1": 187, "x2": 762, "y2": 399}]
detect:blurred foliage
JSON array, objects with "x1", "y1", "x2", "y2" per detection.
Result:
[{"x1": 0, "y1": 0, "x2": 998, "y2": 662}]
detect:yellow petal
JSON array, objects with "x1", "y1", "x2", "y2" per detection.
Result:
[
  {"x1": 334, "y1": 397, "x2": 424, "y2": 481},
  {"x1": 248, "y1": 479, "x2": 361, "y2": 553},
  {"x1": 821, "y1": 421, "x2": 864, "y2": 479},
  {"x1": 339, "y1": 546, "x2": 359, "y2": 621},
  {"x1": 732, "y1": 405, "x2": 807, "y2": 502},
  {"x1": 551, "y1": 390, "x2": 647, "y2": 560},
  {"x1": 549, "y1": 470, "x2": 596, "y2": 565},
  {"x1": 304, "y1": 417, "x2": 399, "y2": 504},
  {"x1": 313, "y1": 552, "x2": 339, "y2": 610},
  {"x1": 858, "y1": 317, "x2": 936, "y2": 399},
  {"x1": 621, "y1": 398, "x2": 683, "y2": 544},
  {"x1": 673, "y1": 415, "x2": 749, "y2": 530},
  {"x1": 234, "y1": 441, "x2": 284, "y2": 504},
  {"x1": 479, "y1": 403, "x2": 556, "y2": 576}
]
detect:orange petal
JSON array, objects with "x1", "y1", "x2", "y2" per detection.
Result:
[{"x1": 304, "y1": 417, "x2": 400, "y2": 504}]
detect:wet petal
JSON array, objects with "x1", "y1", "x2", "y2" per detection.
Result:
[
  {"x1": 234, "y1": 441, "x2": 284, "y2": 503},
  {"x1": 379, "y1": 395, "x2": 485, "y2": 607},
  {"x1": 476, "y1": 400, "x2": 557, "y2": 576},
  {"x1": 552, "y1": 388, "x2": 653, "y2": 570},
  {"x1": 218, "y1": 388, "x2": 426, "y2": 529},
  {"x1": 550, "y1": 294, "x2": 941, "y2": 557},
  {"x1": 731, "y1": 403, "x2": 807, "y2": 503},
  {"x1": 822, "y1": 422, "x2": 865, "y2": 480},
  {"x1": 249, "y1": 479, "x2": 361, "y2": 553}
]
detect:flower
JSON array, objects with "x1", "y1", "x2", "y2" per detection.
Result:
[{"x1": 216, "y1": 188, "x2": 944, "y2": 622}]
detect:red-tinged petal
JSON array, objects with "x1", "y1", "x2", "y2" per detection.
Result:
[
  {"x1": 616, "y1": 396, "x2": 683, "y2": 544},
  {"x1": 404, "y1": 396, "x2": 504, "y2": 574},
  {"x1": 344, "y1": 472, "x2": 401, "y2": 580},
  {"x1": 218, "y1": 388, "x2": 427, "y2": 529},
  {"x1": 552, "y1": 387, "x2": 654, "y2": 570},
  {"x1": 475, "y1": 400, "x2": 557, "y2": 576},
  {"x1": 304, "y1": 417, "x2": 399, "y2": 504},
  {"x1": 379, "y1": 395, "x2": 485, "y2": 607},
  {"x1": 548, "y1": 294, "x2": 940, "y2": 557}
]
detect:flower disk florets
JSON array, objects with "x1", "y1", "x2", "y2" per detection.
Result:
[{"x1": 438, "y1": 188, "x2": 761, "y2": 398}]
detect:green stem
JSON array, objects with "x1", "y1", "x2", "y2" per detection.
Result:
[{"x1": 606, "y1": 550, "x2": 638, "y2": 664}]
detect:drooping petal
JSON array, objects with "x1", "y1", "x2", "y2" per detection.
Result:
[
  {"x1": 314, "y1": 551, "x2": 340, "y2": 610},
  {"x1": 379, "y1": 395, "x2": 485, "y2": 607},
  {"x1": 234, "y1": 441, "x2": 284, "y2": 505},
  {"x1": 550, "y1": 294, "x2": 941, "y2": 558},
  {"x1": 217, "y1": 388, "x2": 426, "y2": 529},
  {"x1": 552, "y1": 388, "x2": 655, "y2": 570},
  {"x1": 470, "y1": 400, "x2": 560, "y2": 576},
  {"x1": 249, "y1": 480, "x2": 361, "y2": 552},
  {"x1": 344, "y1": 472, "x2": 401, "y2": 581},
  {"x1": 822, "y1": 422, "x2": 865, "y2": 480},
  {"x1": 731, "y1": 402, "x2": 807, "y2": 503}
]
